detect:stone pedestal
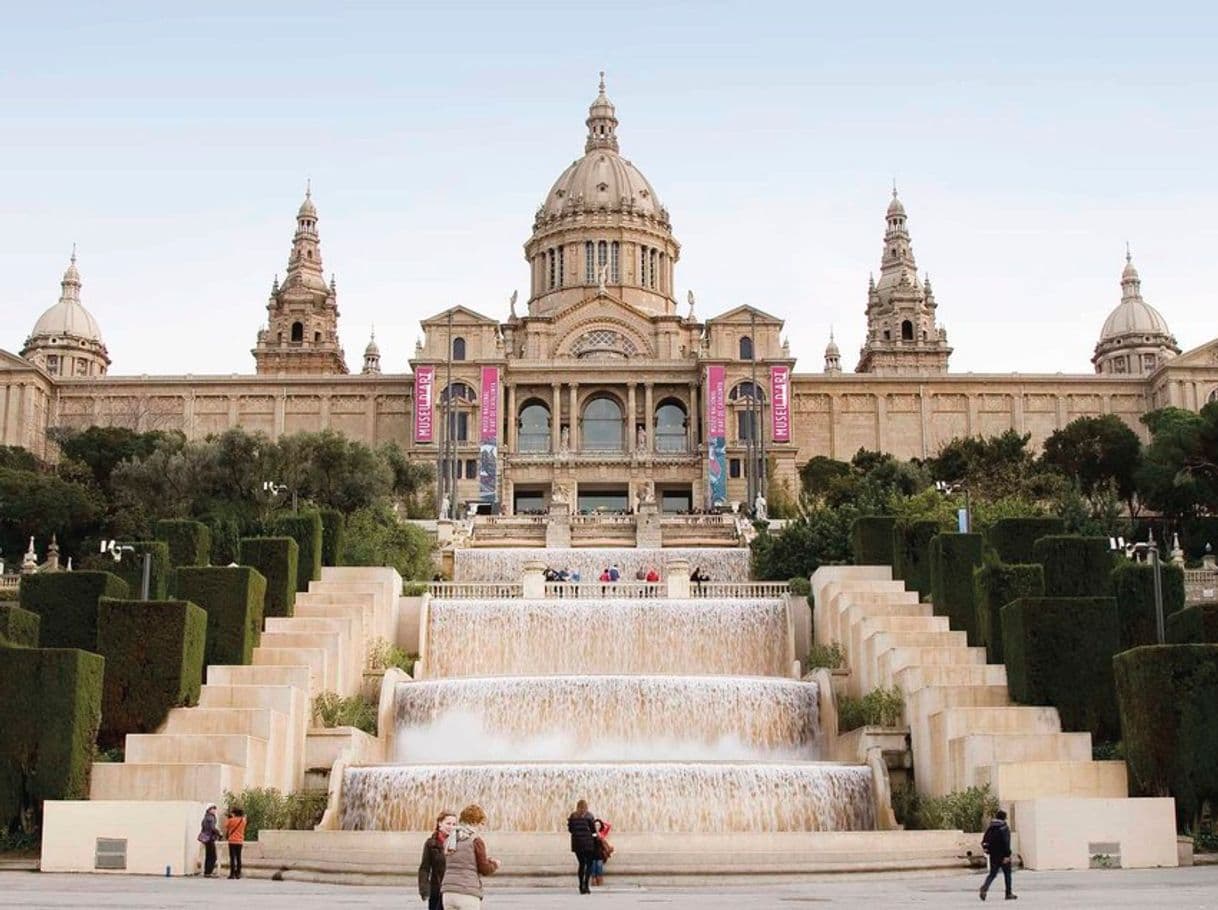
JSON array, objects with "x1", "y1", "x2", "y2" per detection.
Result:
[
  {"x1": 522, "y1": 560, "x2": 546, "y2": 599},
  {"x1": 436, "y1": 520, "x2": 454, "y2": 546},
  {"x1": 637, "y1": 501, "x2": 662, "y2": 548},
  {"x1": 545, "y1": 503, "x2": 571, "y2": 548},
  {"x1": 665, "y1": 558, "x2": 690, "y2": 598}
]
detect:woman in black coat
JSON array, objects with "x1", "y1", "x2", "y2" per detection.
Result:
[
  {"x1": 567, "y1": 799, "x2": 599, "y2": 895},
  {"x1": 419, "y1": 811, "x2": 457, "y2": 909}
]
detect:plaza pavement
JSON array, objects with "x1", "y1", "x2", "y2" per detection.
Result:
[{"x1": 1, "y1": 867, "x2": 1218, "y2": 908}]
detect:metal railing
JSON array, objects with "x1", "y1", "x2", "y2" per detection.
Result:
[{"x1": 689, "y1": 581, "x2": 792, "y2": 599}]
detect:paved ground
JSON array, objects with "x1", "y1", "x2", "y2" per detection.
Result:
[{"x1": 1, "y1": 867, "x2": 1218, "y2": 908}]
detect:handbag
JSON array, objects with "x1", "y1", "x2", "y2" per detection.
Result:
[{"x1": 197, "y1": 831, "x2": 209, "y2": 844}]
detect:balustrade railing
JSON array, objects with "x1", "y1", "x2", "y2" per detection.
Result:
[
  {"x1": 544, "y1": 582, "x2": 660, "y2": 599},
  {"x1": 428, "y1": 582, "x2": 523, "y2": 599},
  {"x1": 0, "y1": 575, "x2": 20, "y2": 591},
  {"x1": 1184, "y1": 568, "x2": 1218, "y2": 603},
  {"x1": 689, "y1": 581, "x2": 792, "y2": 599}
]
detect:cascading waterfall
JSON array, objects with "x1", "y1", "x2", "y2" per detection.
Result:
[{"x1": 424, "y1": 598, "x2": 790, "y2": 678}]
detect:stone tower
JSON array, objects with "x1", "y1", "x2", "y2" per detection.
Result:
[
  {"x1": 856, "y1": 188, "x2": 951, "y2": 375},
  {"x1": 823, "y1": 329, "x2": 842, "y2": 375},
  {"x1": 1093, "y1": 248, "x2": 1180, "y2": 375},
  {"x1": 22, "y1": 248, "x2": 111, "y2": 377},
  {"x1": 361, "y1": 327, "x2": 382, "y2": 375},
  {"x1": 252, "y1": 186, "x2": 347, "y2": 375}
]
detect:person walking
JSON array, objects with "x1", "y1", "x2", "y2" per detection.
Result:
[
  {"x1": 198, "y1": 804, "x2": 220, "y2": 877},
  {"x1": 591, "y1": 817, "x2": 614, "y2": 887},
  {"x1": 979, "y1": 809, "x2": 1016, "y2": 901},
  {"x1": 419, "y1": 810, "x2": 457, "y2": 910},
  {"x1": 223, "y1": 806, "x2": 246, "y2": 879},
  {"x1": 567, "y1": 799, "x2": 598, "y2": 895},
  {"x1": 441, "y1": 805, "x2": 500, "y2": 910}
]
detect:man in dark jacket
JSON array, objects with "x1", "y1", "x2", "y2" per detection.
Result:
[
  {"x1": 979, "y1": 809, "x2": 1016, "y2": 901},
  {"x1": 567, "y1": 799, "x2": 599, "y2": 894}
]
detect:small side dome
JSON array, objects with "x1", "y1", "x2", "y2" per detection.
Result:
[{"x1": 298, "y1": 181, "x2": 317, "y2": 219}]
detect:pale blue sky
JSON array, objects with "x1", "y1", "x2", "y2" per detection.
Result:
[{"x1": 2, "y1": 2, "x2": 1215, "y2": 376}]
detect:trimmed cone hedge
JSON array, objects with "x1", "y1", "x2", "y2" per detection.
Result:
[
  {"x1": 851, "y1": 516, "x2": 897, "y2": 567},
  {"x1": 175, "y1": 566, "x2": 267, "y2": 670},
  {"x1": 1114, "y1": 644, "x2": 1218, "y2": 828},
  {"x1": 1167, "y1": 604, "x2": 1218, "y2": 644},
  {"x1": 893, "y1": 520, "x2": 941, "y2": 599},
  {"x1": 985, "y1": 517, "x2": 1065, "y2": 564},
  {"x1": 1033, "y1": 535, "x2": 1115, "y2": 597},
  {"x1": 96, "y1": 598, "x2": 206, "y2": 748},
  {"x1": 238, "y1": 537, "x2": 299, "y2": 618},
  {"x1": 20, "y1": 570, "x2": 129, "y2": 650},
  {"x1": 928, "y1": 533, "x2": 984, "y2": 645},
  {"x1": 319, "y1": 508, "x2": 345, "y2": 568},
  {"x1": 974, "y1": 563, "x2": 1044, "y2": 664},
  {"x1": 1001, "y1": 595, "x2": 1120, "y2": 741},
  {"x1": 0, "y1": 647, "x2": 104, "y2": 832},
  {"x1": 154, "y1": 519, "x2": 212, "y2": 568},
  {"x1": 273, "y1": 512, "x2": 323, "y2": 593},
  {"x1": 1111, "y1": 561, "x2": 1186, "y2": 650},
  {"x1": 0, "y1": 604, "x2": 40, "y2": 648}
]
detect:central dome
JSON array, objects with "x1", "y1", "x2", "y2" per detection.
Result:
[{"x1": 539, "y1": 151, "x2": 665, "y2": 224}]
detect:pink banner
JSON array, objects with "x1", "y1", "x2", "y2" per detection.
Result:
[
  {"x1": 413, "y1": 365, "x2": 435, "y2": 443},
  {"x1": 770, "y1": 365, "x2": 790, "y2": 443},
  {"x1": 706, "y1": 365, "x2": 726, "y2": 437},
  {"x1": 480, "y1": 366, "x2": 500, "y2": 443}
]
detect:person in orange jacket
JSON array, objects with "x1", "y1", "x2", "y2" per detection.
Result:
[{"x1": 224, "y1": 807, "x2": 247, "y2": 879}]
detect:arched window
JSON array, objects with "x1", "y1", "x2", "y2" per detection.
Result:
[
  {"x1": 581, "y1": 396, "x2": 624, "y2": 451},
  {"x1": 517, "y1": 401, "x2": 551, "y2": 453},
  {"x1": 291, "y1": 322, "x2": 304, "y2": 342},
  {"x1": 739, "y1": 336, "x2": 754, "y2": 360},
  {"x1": 452, "y1": 337, "x2": 466, "y2": 361},
  {"x1": 314, "y1": 331, "x2": 321, "y2": 343},
  {"x1": 728, "y1": 381, "x2": 765, "y2": 402},
  {"x1": 440, "y1": 382, "x2": 476, "y2": 442},
  {"x1": 649, "y1": 248, "x2": 658, "y2": 289},
  {"x1": 654, "y1": 400, "x2": 688, "y2": 453},
  {"x1": 440, "y1": 382, "x2": 476, "y2": 403},
  {"x1": 585, "y1": 241, "x2": 595, "y2": 282},
  {"x1": 729, "y1": 382, "x2": 765, "y2": 442},
  {"x1": 1209, "y1": 388, "x2": 1218, "y2": 404},
  {"x1": 597, "y1": 240, "x2": 608, "y2": 277},
  {"x1": 901, "y1": 320, "x2": 914, "y2": 341},
  {"x1": 610, "y1": 241, "x2": 620, "y2": 282},
  {"x1": 640, "y1": 245, "x2": 649, "y2": 287}
]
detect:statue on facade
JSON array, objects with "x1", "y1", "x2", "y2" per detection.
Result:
[
  {"x1": 597, "y1": 262, "x2": 609, "y2": 296},
  {"x1": 438, "y1": 494, "x2": 451, "y2": 521},
  {"x1": 754, "y1": 493, "x2": 768, "y2": 522},
  {"x1": 643, "y1": 480, "x2": 656, "y2": 504},
  {"x1": 509, "y1": 289, "x2": 518, "y2": 320},
  {"x1": 632, "y1": 490, "x2": 641, "y2": 514},
  {"x1": 551, "y1": 482, "x2": 571, "y2": 506},
  {"x1": 560, "y1": 425, "x2": 570, "y2": 453},
  {"x1": 636, "y1": 424, "x2": 647, "y2": 452},
  {"x1": 687, "y1": 289, "x2": 696, "y2": 319}
]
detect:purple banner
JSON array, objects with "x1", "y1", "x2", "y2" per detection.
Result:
[
  {"x1": 414, "y1": 365, "x2": 435, "y2": 443},
  {"x1": 770, "y1": 365, "x2": 790, "y2": 443}
]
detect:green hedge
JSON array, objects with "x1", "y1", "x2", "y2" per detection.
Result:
[
  {"x1": 928, "y1": 533, "x2": 984, "y2": 645},
  {"x1": 851, "y1": 516, "x2": 897, "y2": 567},
  {"x1": 20, "y1": 571, "x2": 129, "y2": 650},
  {"x1": 84, "y1": 541, "x2": 171, "y2": 601},
  {"x1": 319, "y1": 508, "x2": 345, "y2": 568},
  {"x1": 0, "y1": 604, "x2": 40, "y2": 648},
  {"x1": 1167, "y1": 604, "x2": 1218, "y2": 644},
  {"x1": 154, "y1": 519, "x2": 212, "y2": 568},
  {"x1": 892, "y1": 520, "x2": 940, "y2": 599},
  {"x1": 0, "y1": 647, "x2": 104, "y2": 831},
  {"x1": 973, "y1": 563, "x2": 1044, "y2": 664},
  {"x1": 1032, "y1": 535, "x2": 1114, "y2": 597},
  {"x1": 96, "y1": 598, "x2": 207, "y2": 748},
  {"x1": 984, "y1": 517, "x2": 1065, "y2": 564},
  {"x1": 1001, "y1": 596, "x2": 1120, "y2": 741},
  {"x1": 1114, "y1": 645, "x2": 1218, "y2": 828},
  {"x1": 175, "y1": 566, "x2": 267, "y2": 671},
  {"x1": 1111, "y1": 561, "x2": 1186, "y2": 650},
  {"x1": 273, "y1": 512, "x2": 322, "y2": 593},
  {"x1": 238, "y1": 537, "x2": 299, "y2": 618}
]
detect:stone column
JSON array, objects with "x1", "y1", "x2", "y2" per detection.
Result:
[
  {"x1": 627, "y1": 383, "x2": 637, "y2": 450},
  {"x1": 665, "y1": 558, "x2": 691, "y2": 598},
  {"x1": 273, "y1": 393, "x2": 286, "y2": 440},
  {"x1": 507, "y1": 383, "x2": 517, "y2": 451},
  {"x1": 644, "y1": 382, "x2": 654, "y2": 452},
  {"x1": 569, "y1": 383, "x2": 579, "y2": 451},
  {"x1": 522, "y1": 560, "x2": 547, "y2": 599},
  {"x1": 688, "y1": 381, "x2": 699, "y2": 452},
  {"x1": 551, "y1": 383, "x2": 561, "y2": 453}
]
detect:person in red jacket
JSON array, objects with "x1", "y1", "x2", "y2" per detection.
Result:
[
  {"x1": 223, "y1": 807, "x2": 246, "y2": 879},
  {"x1": 591, "y1": 818, "x2": 614, "y2": 886}
]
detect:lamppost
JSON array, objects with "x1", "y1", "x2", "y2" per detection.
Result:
[
  {"x1": 1110, "y1": 534, "x2": 1166, "y2": 644},
  {"x1": 101, "y1": 539, "x2": 149, "y2": 600},
  {"x1": 262, "y1": 479, "x2": 297, "y2": 513},
  {"x1": 934, "y1": 480, "x2": 972, "y2": 533}
]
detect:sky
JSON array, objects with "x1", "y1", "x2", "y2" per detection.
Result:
[{"x1": 2, "y1": 2, "x2": 1216, "y2": 377}]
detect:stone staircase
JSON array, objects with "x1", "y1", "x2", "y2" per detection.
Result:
[
  {"x1": 811, "y1": 566, "x2": 1177, "y2": 870},
  {"x1": 90, "y1": 567, "x2": 400, "y2": 806}
]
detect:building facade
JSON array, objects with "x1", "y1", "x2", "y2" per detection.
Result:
[{"x1": 4, "y1": 79, "x2": 1218, "y2": 513}]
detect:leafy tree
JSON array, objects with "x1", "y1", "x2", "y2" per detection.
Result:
[
  {"x1": 1137, "y1": 405, "x2": 1218, "y2": 520},
  {"x1": 927, "y1": 430, "x2": 1052, "y2": 501},
  {"x1": 0, "y1": 466, "x2": 101, "y2": 564},
  {"x1": 0, "y1": 446, "x2": 41, "y2": 472},
  {"x1": 339, "y1": 506, "x2": 434, "y2": 581},
  {"x1": 49, "y1": 426, "x2": 183, "y2": 493},
  {"x1": 1042, "y1": 415, "x2": 1143, "y2": 513},
  {"x1": 798, "y1": 456, "x2": 851, "y2": 499}
]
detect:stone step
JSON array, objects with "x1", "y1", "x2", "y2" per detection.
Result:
[
  {"x1": 163, "y1": 706, "x2": 285, "y2": 742},
  {"x1": 848, "y1": 616, "x2": 950, "y2": 692},
  {"x1": 893, "y1": 663, "x2": 1008, "y2": 694},
  {"x1": 90, "y1": 761, "x2": 244, "y2": 803},
  {"x1": 902, "y1": 685, "x2": 1013, "y2": 796},
  {"x1": 928, "y1": 706, "x2": 1065, "y2": 797},
  {"x1": 197, "y1": 684, "x2": 307, "y2": 791},
  {"x1": 207, "y1": 664, "x2": 311, "y2": 692},
  {"x1": 259, "y1": 630, "x2": 343, "y2": 693},
  {"x1": 295, "y1": 602, "x2": 370, "y2": 652},
  {"x1": 124, "y1": 733, "x2": 268, "y2": 781},
  {"x1": 254, "y1": 646, "x2": 329, "y2": 696},
  {"x1": 978, "y1": 760, "x2": 1128, "y2": 802},
  {"x1": 265, "y1": 617, "x2": 360, "y2": 692},
  {"x1": 857, "y1": 629, "x2": 968, "y2": 697},
  {"x1": 877, "y1": 646, "x2": 987, "y2": 687},
  {"x1": 946, "y1": 731, "x2": 1094, "y2": 793}
]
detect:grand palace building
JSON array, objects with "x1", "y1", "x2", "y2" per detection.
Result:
[{"x1": 3, "y1": 78, "x2": 1218, "y2": 514}]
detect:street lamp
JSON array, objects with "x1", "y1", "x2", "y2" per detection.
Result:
[
  {"x1": 101, "y1": 539, "x2": 151, "y2": 601},
  {"x1": 1109, "y1": 535, "x2": 1166, "y2": 644},
  {"x1": 262, "y1": 480, "x2": 297, "y2": 513},
  {"x1": 934, "y1": 480, "x2": 972, "y2": 533}
]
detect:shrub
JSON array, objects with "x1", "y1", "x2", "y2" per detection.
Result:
[
  {"x1": 312, "y1": 692, "x2": 377, "y2": 735},
  {"x1": 985, "y1": 517, "x2": 1065, "y2": 564},
  {"x1": 20, "y1": 570, "x2": 128, "y2": 650},
  {"x1": 973, "y1": 563, "x2": 1044, "y2": 664},
  {"x1": 201, "y1": 511, "x2": 243, "y2": 566},
  {"x1": 318, "y1": 508, "x2": 345, "y2": 567},
  {"x1": 1167, "y1": 604, "x2": 1218, "y2": 644},
  {"x1": 154, "y1": 519, "x2": 212, "y2": 568},
  {"x1": 892, "y1": 520, "x2": 941, "y2": 599},
  {"x1": 0, "y1": 604, "x2": 40, "y2": 648},
  {"x1": 1114, "y1": 645, "x2": 1218, "y2": 830},
  {"x1": 1033, "y1": 535, "x2": 1115, "y2": 597},
  {"x1": 928, "y1": 533, "x2": 984, "y2": 646},
  {"x1": 805, "y1": 641, "x2": 846, "y2": 671},
  {"x1": 0, "y1": 587, "x2": 18, "y2": 602},
  {"x1": 894, "y1": 784, "x2": 999, "y2": 833},
  {"x1": 837, "y1": 686, "x2": 904, "y2": 731},
  {"x1": 1001, "y1": 596, "x2": 1120, "y2": 741},
  {"x1": 238, "y1": 537, "x2": 299, "y2": 618},
  {"x1": 273, "y1": 512, "x2": 323, "y2": 593},
  {"x1": 175, "y1": 567, "x2": 267, "y2": 670},
  {"x1": 83, "y1": 541, "x2": 171, "y2": 601},
  {"x1": 0, "y1": 647, "x2": 104, "y2": 832},
  {"x1": 402, "y1": 580, "x2": 429, "y2": 596},
  {"x1": 1110, "y1": 561, "x2": 1186, "y2": 650},
  {"x1": 366, "y1": 637, "x2": 418, "y2": 675},
  {"x1": 222, "y1": 787, "x2": 329, "y2": 840},
  {"x1": 788, "y1": 576, "x2": 811, "y2": 596},
  {"x1": 850, "y1": 516, "x2": 897, "y2": 567},
  {"x1": 96, "y1": 598, "x2": 207, "y2": 748}
]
